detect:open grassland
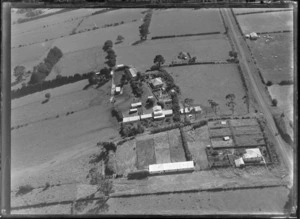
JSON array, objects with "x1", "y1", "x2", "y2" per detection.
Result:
[
  {"x1": 11, "y1": 81, "x2": 111, "y2": 127},
  {"x1": 268, "y1": 84, "x2": 294, "y2": 123},
  {"x1": 106, "y1": 186, "x2": 288, "y2": 214},
  {"x1": 47, "y1": 46, "x2": 105, "y2": 80},
  {"x1": 76, "y1": 8, "x2": 146, "y2": 33},
  {"x1": 237, "y1": 11, "x2": 293, "y2": 34},
  {"x1": 248, "y1": 32, "x2": 294, "y2": 83},
  {"x1": 211, "y1": 138, "x2": 234, "y2": 148},
  {"x1": 118, "y1": 35, "x2": 231, "y2": 73},
  {"x1": 149, "y1": 8, "x2": 224, "y2": 38},
  {"x1": 166, "y1": 64, "x2": 247, "y2": 116},
  {"x1": 11, "y1": 9, "x2": 96, "y2": 36}
]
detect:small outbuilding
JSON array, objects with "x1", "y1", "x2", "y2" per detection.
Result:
[
  {"x1": 131, "y1": 102, "x2": 142, "y2": 108},
  {"x1": 234, "y1": 157, "x2": 245, "y2": 168},
  {"x1": 250, "y1": 32, "x2": 258, "y2": 40},
  {"x1": 223, "y1": 136, "x2": 230, "y2": 141}
]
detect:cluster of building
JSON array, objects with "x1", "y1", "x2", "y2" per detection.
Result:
[
  {"x1": 234, "y1": 148, "x2": 265, "y2": 167},
  {"x1": 123, "y1": 101, "x2": 173, "y2": 123}
]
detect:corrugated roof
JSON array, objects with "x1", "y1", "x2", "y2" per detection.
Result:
[
  {"x1": 131, "y1": 102, "x2": 142, "y2": 108},
  {"x1": 234, "y1": 157, "x2": 245, "y2": 167},
  {"x1": 149, "y1": 161, "x2": 194, "y2": 173},
  {"x1": 141, "y1": 114, "x2": 152, "y2": 119},
  {"x1": 163, "y1": 110, "x2": 173, "y2": 115},
  {"x1": 243, "y1": 148, "x2": 262, "y2": 159},
  {"x1": 153, "y1": 105, "x2": 162, "y2": 111},
  {"x1": 128, "y1": 68, "x2": 137, "y2": 77},
  {"x1": 154, "y1": 114, "x2": 165, "y2": 120}
]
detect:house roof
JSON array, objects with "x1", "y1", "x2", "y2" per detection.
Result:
[
  {"x1": 234, "y1": 157, "x2": 245, "y2": 167},
  {"x1": 153, "y1": 105, "x2": 162, "y2": 112},
  {"x1": 243, "y1": 148, "x2": 262, "y2": 159},
  {"x1": 128, "y1": 67, "x2": 137, "y2": 77},
  {"x1": 151, "y1": 77, "x2": 163, "y2": 86}
]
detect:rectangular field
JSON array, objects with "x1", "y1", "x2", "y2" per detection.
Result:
[
  {"x1": 155, "y1": 148, "x2": 171, "y2": 164},
  {"x1": 136, "y1": 138, "x2": 156, "y2": 170},
  {"x1": 117, "y1": 35, "x2": 231, "y2": 73},
  {"x1": 235, "y1": 134, "x2": 265, "y2": 147},
  {"x1": 209, "y1": 127, "x2": 231, "y2": 137},
  {"x1": 236, "y1": 11, "x2": 293, "y2": 34},
  {"x1": 149, "y1": 8, "x2": 225, "y2": 38},
  {"x1": 211, "y1": 138, "x2": 234, "y2": 148},
  {"x1": 167, "y1": 64, "x2": 247, "y2": 115},
  {"x1": 232, "y1": 125, "x2": 262, "y2": 136},
  {"x1": 229, "y1": 119, "x2": 258, "y2": 127},
  {"x1": 168, "y1": 129, "x2": 186, "y2": 162},
  {"x1": 153, "y1": 132, "x2": 170, "y2": 149},
  {"x1": 208, "y1": 120, "x2": 229, "y2": 129}
]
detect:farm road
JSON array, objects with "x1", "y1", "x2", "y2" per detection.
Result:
[{"x1": 222, "y1": 8, "x2": 293, "y2": 177}]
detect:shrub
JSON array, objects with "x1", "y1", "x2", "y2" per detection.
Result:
[
  {"x1": 179, "y1": 127, "x2": 193, "y2": 161},
  {"x1": 192, "y1": 120, "x2": 208, "y2": 129},
  {"x1": 16, "y1": 184, "x2": 34, "y2": 196},
  {"x1": 266, "y1": 81, "x2": 273, "y2": 86},
  {"x1": 45, "y1": 93, "x2": 50, "y2": 99},
  {"x1": 272, "y1": 99, "x2": 278, "y2": 107},
  {"x1": 279, "y1": 80, "x2": 293, "y2": 85}
]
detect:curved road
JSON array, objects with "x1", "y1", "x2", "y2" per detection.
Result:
[{"x1": 222, "y1": 9, "x2": 293, "y2": 176}]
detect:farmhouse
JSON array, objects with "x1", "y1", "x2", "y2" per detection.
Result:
[
  {"x1": 242, "y1": 148, "x2": 263, "y2": 163},
  {"x1": 150, "y1": 77, "x2": 164, "y2": 89}
]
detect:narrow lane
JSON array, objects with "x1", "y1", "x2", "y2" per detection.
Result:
[{"x1": 222, "y1": 9, "x2": 293, "y2": 175}]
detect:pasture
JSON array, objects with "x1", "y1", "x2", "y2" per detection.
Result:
[
  {"x1": 166, "y1": 64, "x2": 247, "y2": 116},
  {"x1": 149, "y1": 8, "x2": 225, "y2": 38},
  {"x1": 117, "y1": 35, "x2": 231, "y2": 73},
  {"x1": 237, "y1": 11, "x2": 293, "y2": 34},
  {"x1": 248, "y1": 32, "x2": 294, "y2": 83}
]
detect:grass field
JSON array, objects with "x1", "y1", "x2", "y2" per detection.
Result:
[
  {"x1": 208, "y1": 120, "x2": 229, "y2": 129},
  {"x1": 115, "y1": 139, "x2": 138, "y2": 175},
  {"x1": 166, "y1": 64, "x2": 247, "y2": 116},
  {"x1": 209, "y1": 127, "x2": 231, "y2": 137},
  {"x1": 237, "y1": 11, "x2": 293, "y2": 34},
  {"x1": 233, "y1": 8, "x2": 292, "y2": 15},
  {"x1": 118, "y1": 35, "x2": 231, "y2": 72},
  {"x1": 47, "y1": 46, "x2": 105, "y2": 80},
  {"x1": 235, "y1": 134, "x2": 265, "y2": 147},
  {"x1": 229, "y1": 118, "x2": 258, "y2": 127},
  {"x1": 268, "y1": 84, "x2": 294, "y2": 123},
  {"x1": 211, "y1": 138, "x2": 234, "y2": 148},
  {"x1": 76, "y1": 8, "x2": 146, "y2": 33},
  {"x1": 149, "y1": 8, "x2": 225, "y2": 38},
  {"x1": 185, "y1": 126, "x2": 210, "y2": 170},
  {"x1": 136, "y1": 138, "x2": 156, "y2": 170},
  {"x1": 248, "y1": 32, "x2": 294, "y2": 83},
  {"x1": 232, "y1": 125, "x2": 262, "y2": 135}
]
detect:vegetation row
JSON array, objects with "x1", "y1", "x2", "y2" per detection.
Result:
[{"x1": 151, "y1": 31, "x2": 221, "y2": 40}]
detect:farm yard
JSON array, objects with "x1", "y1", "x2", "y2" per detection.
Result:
[
  {"x1": 9, "y1": 7, "x2": 293, "y2": 215},
  {"x1": 149, "y1": 8, "x2": 225, "y2": 38},
  {"x1": 166, "y1": 64, "x2": 247, "y2": 116},
  {"x1": 236, "y1": 10, "x2": 293, "y2": 34}
]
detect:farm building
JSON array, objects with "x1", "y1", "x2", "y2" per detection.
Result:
[
  {"x1": 242, "y1": 148, "x2": 263, "y2": 163},
  {"x1": 153, "y1": 105, "x2": 164, "y2": 118},
  {"x1": 131, "y1": 102, "x2": 142, "y2": 108},
  {"x1": 163, "y1": 109, "x2": 173, "y2": 116},
  {"x1": 125, "y1": 67, "x2": 138, "y2": 78},
  {"x1": 123, "y1": 115, "x2": 140, "y2": 123},
  {"x1": 220, "y1": 120, "x2": 227, "y2": 125},
  {"x1": 250, "y1": 32, "x2": 258, "y2": 40},
  {"x1": 129, "y1": 108, "x2": 138, "y2": 114},
  {"x1": 141, "y1": 114, "x2": 152, "y2": 120},
  {"x1": 149, "y1": 161, "x2": 195, "y2": 175},
  {"x1": 154, "y1": 114, "x2": 165, "y2": 120},
  {"x1": 234, "y1": 157, "x2": 245, "y2": 168},
  {"x1": 223, "y1": 136, "x2": 230, "y2": 141},
  {"x1": 115, "y1": 86, "x2": 121, "y2": 95},
  {"x1": 180, "y1": 106, "x2": 201, "y2": 114},
  {"x1": 153, "y1": 105, "x2": 162, "y2": 112},
  {"x1": 150, "y1": 77, "x2": 164, "y2": 89}
]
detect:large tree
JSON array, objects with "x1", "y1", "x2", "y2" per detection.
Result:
[
  {"x1": 208, "y1": 99, "x2": 219, "y2": 115},
  {"x1": 13, "y1": 65, "x2": 26, "y2": 82},
  {"x1": 154, "y1": 55, "x2": 165, "y2": 69},
  {"x1": 225, "y1": 93, "x2": 236, "y2": 115},
  {"x1": 102, "y1": 40, "x2": 113, "y2": 52}
]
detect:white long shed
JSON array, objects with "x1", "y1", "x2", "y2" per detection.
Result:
[{"x1": 149, "y1": 161, "x2": 195, "y2": 175}]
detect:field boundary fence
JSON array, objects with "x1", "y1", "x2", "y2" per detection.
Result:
[
  {"x1": 235, "y1": 9, "x2": 293, "y2": 16},
  {"x1": 151, "y1": 31, "x2": 221, "y2": 40}
]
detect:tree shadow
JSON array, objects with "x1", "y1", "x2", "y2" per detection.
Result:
[
  {"x1": 41, "y1": 99, "x2": 49, "y2": 104},
  {"x1": 83, "y1": 84, "x2": 93, "y2": 90}
]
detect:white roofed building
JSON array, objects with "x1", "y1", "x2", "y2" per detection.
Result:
[
  {"x1": 243, "y1": 148, "x2": 263, "y2": 163},
  {"x1": 150, "y1": 77, "x2": 164, "y2": 89}
]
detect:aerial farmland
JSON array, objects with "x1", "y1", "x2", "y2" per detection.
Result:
[{"x1": 10, "y1": 5, "x2": 295, "y2": 216}]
